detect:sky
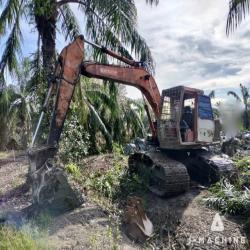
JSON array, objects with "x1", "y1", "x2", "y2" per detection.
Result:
[
  {"x1": 1, "y1": 0, "x2": 250, "y2": 104},
  {"x1": 129, "y1": 0, "x2": 250, "y2": 102}
]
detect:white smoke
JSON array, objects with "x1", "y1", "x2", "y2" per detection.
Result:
[{"x1": 217, "y1": 100, "x2": 243, "y2": 140}]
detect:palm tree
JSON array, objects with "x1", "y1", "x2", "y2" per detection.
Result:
[
  {"x1": 226, "y1": 0, "x2": 250, "y2": 34},
  {"x1": 0, "y1": 58, "x2": 36, "y2": 149},
  {"x1": 0, "y1": 0, "x2": 158, "y2": 87},
  {"x1": 227, "y1": 84, "x2": 250, "y2": 129},
  {"x1": 72, "y1": 77, "x2": 145, "y2": 153},
  {"x1": 0, "y1": 85, "x2": 16, "y2": 150}
]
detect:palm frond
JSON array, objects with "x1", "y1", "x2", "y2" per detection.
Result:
[
  {"x1": 0, "y1": 85, "x2": 16, "y2": 115},
  {"x1": 203, "y1": 180, "x2": 250, "y2": 215},
  {"x1": 227, "y1": 91, "x2": 242, "y2": 102},
  {"x1": 86, "y1": 89, "x2": 117, "y2": 114},
  {"x1": 83, "y1": 95, "x2": 112, "y2": 145},
  {"x1": 74, "y1": 81, "x2": 89, "y2": 126},
  {"x1": 0, "y1": 0, "x2": 21, "y2": 37},
  {"x1": 0, "y1": 0, "x2": 23, "y2": 76},
  {"x1": 226, "y1": 0, "x2": 250, "y2": 35},
  {"x1": 59, "y1": 4, "x2": 81, "y2": 41},
  {"x1": 0, "y1": 73, "x2": 6, "y2": 89},
  {"x1": 81, "y1": 0, "x2": 155, "y2": 73},
  {"x1": 123, "y1": 102, "x2": 145, "y2": 136},
  {"x1": 145, "y1": 0, "x2": 159, "y2": 5},
  {"x1": 240, "y1": 83, "x2": 250, "y2": 106}
]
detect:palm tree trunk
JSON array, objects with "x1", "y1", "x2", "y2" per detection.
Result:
[
  {"x1": 35, "y1": 1, "x2": 57, "y2": 86},
  {"x1": 0, "y1": 117, "x2": 8, "y2": 150}
]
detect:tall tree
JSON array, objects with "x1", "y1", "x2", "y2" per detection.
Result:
[
  {"x1": 0, "y1": 0, "x2": 158, "y2": 87},
  {"x1": 226, "y1": 0, "x2": 250, "y2": 34},
  {"x1": 0, "y1": 85, "x2": 16, "y2": 150},
  {"x1": 227, "y1": 84, "x2": 250, "y2": 129},
  {"x1": 0, "y1": 58, "x2": 36, "y2": 149}
]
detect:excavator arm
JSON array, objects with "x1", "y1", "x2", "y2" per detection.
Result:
[
  {"x1": 81, "y1": 63, "x2": 161, "y2": 118},
  {"x1": 81, "y1": 62, "x2": 161, "y2": 137},
  {"x1": 29, "y1": 36, "x2": 161, "y2": 170}
]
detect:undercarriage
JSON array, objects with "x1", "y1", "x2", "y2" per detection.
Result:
[{"x1": 128, "y1": 147, "x2": 238, "y2": 197}]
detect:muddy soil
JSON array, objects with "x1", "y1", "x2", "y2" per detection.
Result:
[{"x1": 0, "y1": 152, "x2": 249, "y2": 250}]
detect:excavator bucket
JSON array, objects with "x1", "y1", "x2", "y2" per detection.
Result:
[{"x1": 123, "y1": 196, "x2": 154, "y2": 242}]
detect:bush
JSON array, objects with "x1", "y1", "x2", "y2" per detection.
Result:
[
  {"x1": 204, "y1": 180, "x2": 250, "y2": 216},
  {"x1": 65, "y1": 163, "x2": 81, "y2": 177},
  {"x1": 84, "y1": 153, "x2": 147, "y2": 201},
  {"x1": 235, "y1": 156, "x2": 250, "y2": 172},
  {"x1": 59, "y1": 112, "x2": 90, "y2": 163}
]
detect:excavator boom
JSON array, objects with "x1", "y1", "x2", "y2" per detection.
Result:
[
  {"x1": 82, "y1": 62, "x2": 161, "y2": 137},
  {"x1": 29, "y1": 35, "x2": 161, "y2": 169}
]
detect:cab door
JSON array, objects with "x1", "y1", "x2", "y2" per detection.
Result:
[{"x1": 197, "y1": 95, "x2": 215, "y2": 142}]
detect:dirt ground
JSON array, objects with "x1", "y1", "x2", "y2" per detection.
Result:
[{"x1": 0, "y1": 151, "x2": 249, "y2": 250}]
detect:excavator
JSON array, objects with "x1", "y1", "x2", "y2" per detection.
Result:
[{"x1": 28, "y1": 35, "x2": 237, "y2": 202}]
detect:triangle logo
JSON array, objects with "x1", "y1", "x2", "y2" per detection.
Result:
[{"x1": 211, "y1": 213, "x2": 224, "y2": 232}]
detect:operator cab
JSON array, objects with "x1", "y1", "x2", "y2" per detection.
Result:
[{"x1": 158, "y1": 86, "x2": 220, "y2": 150}]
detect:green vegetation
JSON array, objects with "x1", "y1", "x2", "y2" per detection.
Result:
[
  {"x1": 204, "y1": 181, "x2": 250, "y2": 215},
  {"x1": 0, "y1": 0, "x2": 157, "y2": 89},
  {"x1": 65, "y1": 162, "x2": 81, "y2": 177},
  {"x1": 87, "y1": 155, "x2": 146, "y2": 200},
  {"x1": 0, "y1": 225, "x2": 49, "y2": 250},
  {"x1": 204, "y1": 155, "x2": 250, "y2": 230},
  {"x1": 227, "y1": 0, "x2": 250, "y2": 34},
  {"x1": 0, "y1": 209, "x2": 53, "y2": 249},
  {"x1": 0, "y1": 0, "x2": 157, "y2": 154}
]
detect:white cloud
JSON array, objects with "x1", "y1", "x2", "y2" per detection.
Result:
[
  {"x1": 126, "y1": 0, "x2": 250, "y2": 99},
  {"x1": 1, "y1": 0, "x2": 249, "y2": 100}
]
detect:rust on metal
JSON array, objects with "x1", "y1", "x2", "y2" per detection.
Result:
[
  {"x1": 48, "y1": 36, "x2": 85, "y2": 145},
  {"x1": 81, "y1": 63, "x2": 161, "y2": 120}
]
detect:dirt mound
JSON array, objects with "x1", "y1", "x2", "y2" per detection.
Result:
[{"x1": 81, "y1": 153, "x2": 115, "y2": 172}]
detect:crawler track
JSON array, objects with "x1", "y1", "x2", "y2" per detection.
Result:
[
  {"x1": 129, "y1": 151, "x2": 190, "y2": 197},
  {"x1": 129, "y1": 148, "x2": 238, "y2": 197},
  {"x1": 179, "y1": 150, "x2": 239, "y2": 184}
]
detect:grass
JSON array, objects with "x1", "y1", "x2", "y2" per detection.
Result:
[
  {"x1": 0, "y1": 211, "x2": 53, "y2": 250},
  {"x1": 0, "y1": 150, "x2": 25, "y2": 160},
  {"x1": 0, "y1": 225, "x2": 48, "y2": 250},
  {"x1": 89, "y1": 216, "x2": 122, "y2": 250}
]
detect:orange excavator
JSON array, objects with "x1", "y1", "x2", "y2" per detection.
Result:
[{"x1": 28, "y1": 36, "x2": 237, "y2": 200}]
